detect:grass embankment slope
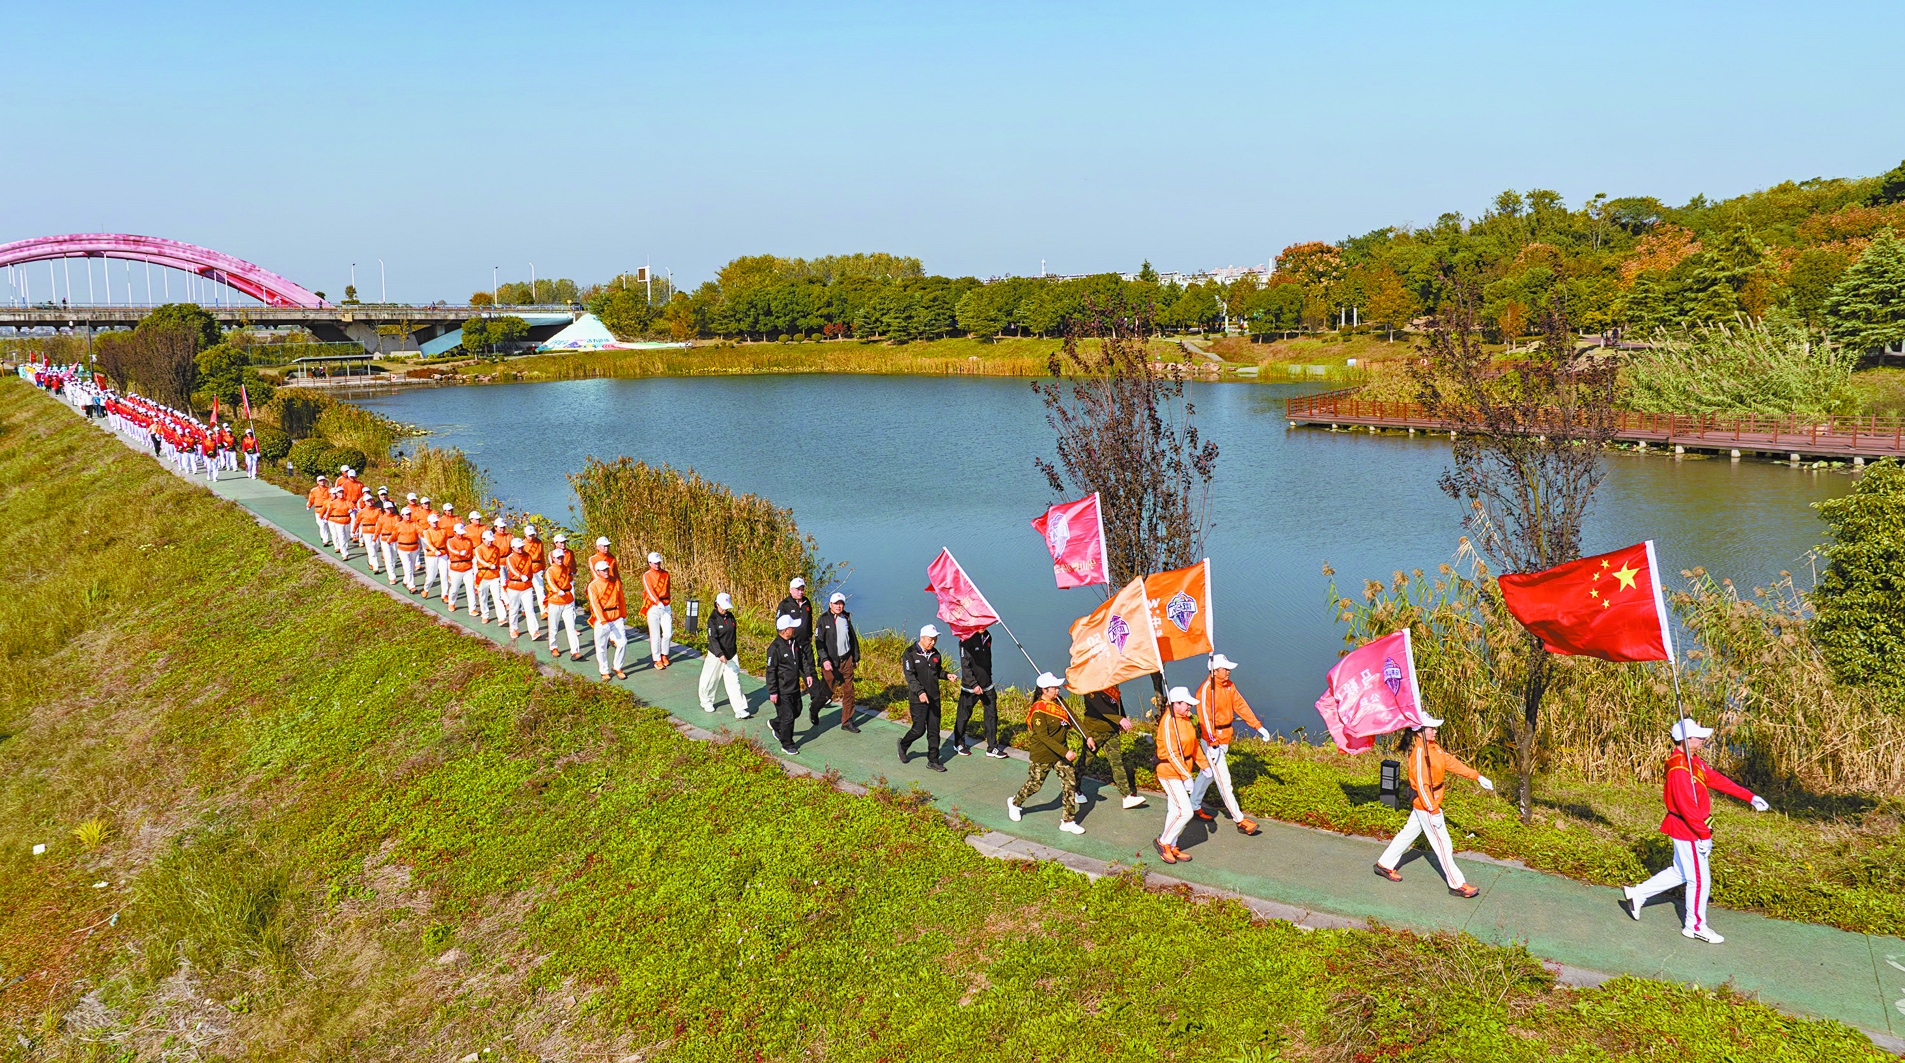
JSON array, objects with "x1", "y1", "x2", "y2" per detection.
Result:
[{"x1": 0, "y1": 378, "x2": 1887, "y2": 1062}]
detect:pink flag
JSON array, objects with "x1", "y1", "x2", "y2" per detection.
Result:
[
  {"x1": 240, "y1": 383, "x2": 253, "y2": 421},
  {"x1": 1031, "y1": 492, "x2": 1108, "y2": 589},
  {"x1": 1314, "y1": 629, "x2": 1430, "y2": 754},
  {"x1": 924, "y1": 549, "x2": 1001, "y2": 640}
]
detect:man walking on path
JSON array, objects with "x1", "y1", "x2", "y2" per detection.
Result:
[
  {"x1": 1008, "y1": 673, "x2": 1086, "y2": 835},
  {"x1": 393, "y1": 505, "x2": 423, "y2": 591},
  {"x1": 700, "y1": 592, "x2": 748, "y2": 717},
  {"x1": 765, "y1": 614, "x2": 811, "y2": 755},
  {"x1": 545, "y1": 536, "x2": 581, "y2": 659},
  {"x1": 241, "y1": 428, "x2": 259, "y2": 478},
  {"x1": 523, "y1": 526, "x2": 548, "y2": 615},
  {"x1": 591, "y1": 537, "x2": 619, "y2": 583},
  {"x1": 815, "y1": 592, "x2": 861, "y2": 731},
  {"x1": 642, "y1": 552, "x2": 673, "y2": 669},
  {"x1": 1620, "y1": 718, "x2": 1770, "y2": 944},
  {"x1": 1374, "y1": 718, "x2": 1495, "y2": 898},
  {"x1": 1153, "y1": 686, "x2": 1210, "y2": 864},
  {"x1": 445, "y1": 523, "x2": 476, "y2": 612},
  {"x1": 474, "y1": 530, "x2": 503, "y2": 624},
  {"x1": 588, "y1": 559, "x2": 629, "y2": 680},
  {"x1": 1079, "y1": 687, "x2": 1146, "y2": 806},
  {"x1": 324, "y1": 487, "x2": 353, "y2": 560},
  {"x1": 1191, "y1": 653, "x2": 1269, "y2": 836},
  {"x1": 777, "y1": 577, "x2": 817, "y2": 699},
  {"x1": 307, "y1": 476, "x2": 331, "y2": 547},
  {"x1": 898, "y1": 624, "x2": 955, "y2": 773},
  {"x1": 503, "y1": 538, "x2": 541, "y2": 640},
  {"x1": 954, "y1": 625, "x2": 1000, "y2": 757},
  {"x1": 420, "y1": 514, "x2": 448, "y2": 598}
]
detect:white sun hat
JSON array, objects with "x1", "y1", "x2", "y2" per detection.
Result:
[
  {"x1": 1167, "y1": 685, "x2": 1198, "y2": 706},
  {"x1": 1415, "y1": 712, "x2": 1445, "y2": 728},
  {"x1": 595, "y1": 536, "x2": 611, "y2": 547},
  {"x1": 648, "y1": 551, "x2": 662, "y2": 563},
  {"x1": 919, "y1": 624, "x2": 939, "y2": 639},
  {"x1": 829, "y1": 592, "x2": 846, "y2": 604},
  {"x1": 1671, "y1": 718, "x2": 1714, "y2": 742},
  {"x1": 511, "y1": 537, "x2": 525, "y2": 548},
  {"x1": 776, "y1": 614, "x2": 797, "y2": 629},
  {"x1": 1209, "y1": 653, "x2": 1239, "y2": 671},
  {"x1": 790, "y1": 576, "x2": 807, "y2": 589},
  {"x1": 1035, "y1": 671, "x2": 1065, "y2": 689},
  {"x1": 716, "y1": 592, "x2": 732, "y2": 609}
]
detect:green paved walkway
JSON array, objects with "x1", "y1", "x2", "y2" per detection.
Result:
[{"x1": 65, "y1": 396, "x2": 1905, "y2": 1048}]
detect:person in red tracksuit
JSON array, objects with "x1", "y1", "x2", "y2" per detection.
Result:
[{"x1": 1621, "y1": 718, "x2": 1771, "y2": 944}]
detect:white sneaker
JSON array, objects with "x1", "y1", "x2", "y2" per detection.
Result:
[
  {"x1": 1621, "y1": 885, "x2": 1641, "y2": 921},
  {"x1": 1121, "y1": 795, "x2": 1147, "y2": 809},
  {"x1": 1681, "y1": 925, "x2": 1724, "y2": 944},
  {"x1": 1007, "y1": 798, "x2": 1022, "y2": 822},
  {"x1": 703, "y1": 705, "x2": 715, "y2": 713},
  {"x1": 1059, "y1": 821, "x2": 1085, "y2": 835},
  {"x1": 1074, "y1": 791, "x2": 1089, "y2": 803}
]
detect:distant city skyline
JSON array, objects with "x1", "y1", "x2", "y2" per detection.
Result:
[{"x1": 7, "y1": 0, "x2": 1902, "y2": 302}]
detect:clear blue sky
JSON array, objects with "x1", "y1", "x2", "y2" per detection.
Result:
[{"x1": 8, "y1": 0, "x2": 1902, "y2": 302}]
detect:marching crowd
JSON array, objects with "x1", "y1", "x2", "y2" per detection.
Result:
[{"x1": 28, "y1": 362, "x2": 1771, "y2": 946}]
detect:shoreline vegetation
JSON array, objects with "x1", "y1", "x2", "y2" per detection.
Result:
[{"x1": 2, "y1": 377, "x2": 1892, "y2": 1061}]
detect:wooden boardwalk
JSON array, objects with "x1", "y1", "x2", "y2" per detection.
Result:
[{"x1": 1287, "y1": 388, "x2": 1905, "y2": 460}]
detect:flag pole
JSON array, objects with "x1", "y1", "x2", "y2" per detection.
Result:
[{"x1": 992, "y1": 615, "x2": 1041, "y2": 675}]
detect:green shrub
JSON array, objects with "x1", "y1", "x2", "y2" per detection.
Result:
[
  {"x1": 777, "y1": 333, "x2": 791, "y2": 344},
  {"x1": 326, "y1": 447, "x2": 367, "y2": 476},
  {"x1": 254, "y1": 425, "x2": 291, "y2": 463},
  {"x1": 289, "y1": 439, "x2": 334, "y2": 477},
  {"x1": 1811, "y1": 459, "x2": 1905, "y2": 683},
  {"x1": 316, "y1": 404, "x2": 400, "y2": 463}
]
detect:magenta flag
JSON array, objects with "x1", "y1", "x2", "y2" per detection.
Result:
[
  {"x1": 924, "y1": 549, "x2": 1002, "y2": 640},
  {"x1": 240, "y1": 383, "x2": 253, "y2": 421},
  {"x1": 1031, "y1": 492, "x2": 1108, "y2": 589},
  {"x1": 1314, "y1": 629, "x2": 1430, "y2": 754}
]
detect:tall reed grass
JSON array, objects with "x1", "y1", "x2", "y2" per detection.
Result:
[
  {"x1": 1329, "y1": 541, "x2": 1905, "y2": 796},
  {"x1": 570, "y1": 457, "x2": 832, "y2": 619}
]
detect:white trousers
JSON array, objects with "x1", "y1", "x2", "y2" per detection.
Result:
[
  {"x1": 1631, "y1": 837, "x2": 1713, "y2": 931},
  {"x1": 396, "y1": 548, "x2": 418, "y2": 589},
  {"x1": 205, "y1": 456, "x2": 219, "y2": 481},
  {"x1": 1159, "y1": 777, "x2": 1196, "y2": 846},
  {"x1": 380, "y1": 541, "x2": 398, "y2": 578},
  {"x1": 364, "y1": 534, "x2": 381, "y2": 570},
  {"x1": 330, "y1": 523, "x2": 351, "y2": 559},
  {"x1": 548, "y1": 601, "x2": 580, "y2": 654},
  {"x1": 530, "y1": 571, "x2": 546, "y2": 612},
  {"x1": 594, "y1": 618, "x2": 628, "y2": 674},
  {"x1": 451, "y1": 568, "x2": 479, "y2": 610},
  {"x1": 488, "y1": 578, "x2": 510, "y2": 620},
  {"x1": 476, "y1": 578, "x2": 500, "y2": 620},
  {"x1": 1191, "y1": 740, "x2": 1243, "y2": 820},
  {"x1": 699, "y1": 654, "x2": 746, "y2": 715},
  {"x1": 1378, "y1": 809, "x2": 1467, "y2": 888},
  {"x1": 505, "y1": 587, "x2": 540, "y2": 636},
  {"x1": 316, "y1": 514, "x2": 331, "y2": 546},
  {"x1": 420, "y1": 554, "x2": 443, "y2": 596},
  {"x1": 245, "y1": 452, "x2": 259, "y2": 477},
  {"x1": 646, "y1": 604, "x2": 673, "y2": 660}
]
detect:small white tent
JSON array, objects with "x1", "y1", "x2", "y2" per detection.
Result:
[{"x1": 537, "y1": 313, "x2": 627, "y2": 352}]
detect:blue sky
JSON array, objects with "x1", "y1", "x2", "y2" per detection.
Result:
[{"x1": 7, "y1": 0, "x2": 1902, "y2": 301}]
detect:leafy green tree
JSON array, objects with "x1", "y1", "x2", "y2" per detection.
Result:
[
  {"x1": 344, "y1": 284, "x2": 359, "y2": 303},
  {"x1": 1137, "y1": 260, "x2": 1158, "y2": 283},
  {"x1": 138, "y1": 303, "x2": 223, "y2": 352},
  {"x1": 1868, "y1": 159, "x2": 1905, "y2": 206},
  {"x1": 956, "y1": 286, "x2": 1009, "y2": 341},
  {"x1": 488, "y1": 315, "x2": 530, "y2": 351},
  {"x1": 1785, "y1": 248, "x2": 1848, "y2": 328},
  {"x1": 910, "y1": 290, "x2": 955, "y2": 339},
  {"x1": 460, "y1": 318, "x2": 490, "y2": 353},
  {"x1": 192, "y1": 344, "x2": 274, "y2": 409},
  {"x1": 1364, "y1": 269, "x2": 1420, "y2": 341},
  {"x1": 1812, "y1": 459, "x2": 1905, "y2": 684},
  {"x1": 1825, "y1": 228, "x2": 1905, "y2": 354}
]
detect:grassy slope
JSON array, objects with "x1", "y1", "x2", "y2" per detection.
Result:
[{"x1": 0, "y1": 377, "x2": 1889, "y2": 1062}]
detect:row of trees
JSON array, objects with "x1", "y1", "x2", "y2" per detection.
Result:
[{"x1": 89, "y1": 304, "x2": 277, "y2": 413}]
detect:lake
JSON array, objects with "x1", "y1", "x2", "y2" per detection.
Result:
[{"x1": 356, "y1": 375, "x2": 1849, "y2": 736}]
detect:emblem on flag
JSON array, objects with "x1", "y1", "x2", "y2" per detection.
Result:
[
  {"x1": 1165, "y1": 590, "x2": 1197, "y2": 633},
  {"x1": 1107, "y1": 614, "x2": 1130, "y2": 653},
  {"x1": 1383, "y1": 657, "x2": 1402, "y2": 697}
]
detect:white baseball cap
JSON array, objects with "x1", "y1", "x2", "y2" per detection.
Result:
[
  {"x1": 420, "y1": 496, "x2": 431, "y2": 506},
  {"x1": 468, "y1": 511, "x2": 482, "y2": 521},
  {"x1": 829, "y1": 592, "x2": 846, "y2": 604},
  {"x1": 525, "y1": 525, "x2": 537, "y2": 535},
  {"x1": 492, "y1": 517, "x2": 505, "y2": 526},
  {"x1": 1035, "y1": 671, "x2": 1065, "y2": 689},
  {"x1": 316, "y1": 474, "x2": 328, "y2": 482},
  {"x1": 789, "y1": 577, "x2": 806, "y2": 589},
  {"x1": 1209, "y1": 653, "x2": 1239, "y2": 671},
  {"x1": 406, "y1": 492, "x2": 417, "y2": 500},
  {"x1": 594, "y1": 559, "x2": 611, "y2": 573},
  {"x1": 648, "y1": 551, "x2": 662, "y2": 563},
  {"x1": 716, "y1": 592, "x2": 732, "y2": 609},
  {"x1": 482, "y1": 530, "x2": 495, "y2": 542},
  {"x1": 776, "y1": 614, "x2": 797, "y2": 630},
  {"x1": 511, "y1": 537, "x2": 525, "y2": 548},
  {"x1": 554, "y1": 533, "x2": 567, "y2": 542},
  {"x1": 919, "y1": 624, "x2": 939, "y2": 639},
  {"x1": 595, "y1": 536, "x2": 611, "y2": 547},
  {"x1": 1671, "y1": 718, "x2": 1714, "y2": 742},
  {"x1": 1414, "y1": 712, "x2": 1445, "y2": 728},
  {"x1": 428, "y1": 514, "x2": 440, "y2": 524},
  {"x1": 453, "y1": 523, "x2": 466, "y2": 533},
  {"x1": 441, "y1": 502, "x2": 453, "y2": 511},
  {"x1": 1167, "y1": 685, "x2": 1198, "y2": 706}
]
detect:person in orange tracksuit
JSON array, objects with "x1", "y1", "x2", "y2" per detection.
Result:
[
  {"x1": 1374, "y1": 717, "x2": 1495, "y2": 898},
  {"x1": 324, "y1": 487, "x2": 354, "y2": 560},
  {"x1": 444, "y1": 522, "x2": 476, "y2": 611},
  {"x1": 338, "y1": 467, "x2": 364, "y2": 506},
  {"x1": 587, "y1": 558, "x2": 629, "y2": 679},
  {"x1": 641, "y1": 552, "x2": 672, "y2": 669},
  {"x1": 353, "y1": 497, "x2": 380, "y2": 572},
  {"x1": 521, "y1": 526, "x2": 548, "y2": 615},
  {"x1": 393, "y1": 506, "x2": 423, "y2": 591},
  {"x1": 502, "y1": 538, "x2": 541, "y2": 639},
  {"x1": 375, "y1": 502, "x2": 403, "y2": 583},
  {"x1": 1190, "y1": 653, "x2": 1270, "y2": 836},
  {"x1": 1153, "y1": 686, "x2": 1211, "y2": 864},
  {"x1": 306, "y1": 475, "x2": 332, "y2": 547},
  {"x1": 240, "y1": 428, "x2": 259, "y2": 478},
  {"x1": 473, "y1": 531, "x2": 504, "y2": 624},
  {"x1": 591, "y1": 536, "x2": 619, "y2": 582},
  {"x1": 420, "y1": 514, "x2": 449, "y2": 598},
  {"x1": 544, "y1": 536, "x2": 580, "y2": 659}
]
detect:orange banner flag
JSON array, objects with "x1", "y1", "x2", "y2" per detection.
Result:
[
  {"x1": 1064, "y1": 576, "x2": 1163, "y2": 693},
  {"x1": 1145, "y1": 558, "x2": 1213, "y2": 663}
]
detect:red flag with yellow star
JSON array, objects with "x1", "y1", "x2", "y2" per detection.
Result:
[{"x1": 1497, "y1": 541, "x2": 1674, "y2": 662}]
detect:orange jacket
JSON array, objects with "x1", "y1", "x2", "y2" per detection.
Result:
[
  {"x1": 504, "y1": 551, "x2": 534, "y2": 591},
  {"x1": 423, "y1": 525, "x2": 448, "y2": 556},
  {"x1": 591, "y1": 550, "x2": 619, "y2": 582},
  {"x1": 1154, "y1": 715, "x2": 1208, "y2": 782},
  {"x1": 523, "y1": 539, "x2": 546, "y2": 573},
  {"x1": 395, "y1": 518, "x2": 421, "y2": 551},
  {"x1": 446, "y1": 534, "x2": 475, "y2": 572},
  {"x1": 1196, "y1": 675, "x2": 1264, "y2": 746},
  {"x1": 588, "y1": 576, "x2": 627, "y2": 623},
  {"x1": 474, "y1": 542, "x2": 502, "y2": 581},
  {"x1": 641, "y1": 568, "x2": 671, "y2": 611},
  {"x1": 546, "y1": 554, "x2": 576, "y2": 605},
  {"x1": 339, "y1": 478, "x2": 364, "y2": 504},
  {"x1": 376, "y1": 512, "x2": 401, "y2": 544},
  {"x1": 306, "y1": 485, "x2": 327, "y2": 511},
  {"x1": 1406, "y1": 738, "x2": 1479, "y2": 814},
  {"x1": 324, "y1": 496, "x2": 353, "y2": 523}
]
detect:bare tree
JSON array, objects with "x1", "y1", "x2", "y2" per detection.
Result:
[
  {"x1": 93, "y1": 331, "x2": 133, "y2": 392},
  {"x1": 1411, "y1": 282, "x2": 1620, "y2": 821},
  {"x1": 133, "y1": 324, "x2": 202, "y2": 410},
  {"x1": 1034, "y1": 299, "x2": 1220, "y2": 708}
]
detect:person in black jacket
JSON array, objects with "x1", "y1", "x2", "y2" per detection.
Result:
[
  {"x1": 815, "y1": 592, "x2": 863, "y2": 732},
  {"x1": 776, "y1": 576, "x2": 818, "y2": 697},
  {"x1": 698, "y1": 592, "x2": 748, "y2": 718},
  {"x1": 954, "y1": 626, "x2": 1003, "y2": 757},
  {"x1": 764, "y1": 613, "x2": 812, "y2": 755},
  {"x1": 1079, "y1": 687, "x2": 1146, "y2": 809},
  {"x1": 898, "y1": 624, "x2": 956, "y2": 772}
]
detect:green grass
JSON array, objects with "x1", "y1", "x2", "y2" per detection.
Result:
[{"x1": 0, "y1": 376, "x2": 1892, "y2": 1061}]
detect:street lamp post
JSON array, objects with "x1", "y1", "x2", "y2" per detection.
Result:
[
  {"x1": 529, "y1": 263, "x2": 536, "y2": 304},
  {"x1": 493, "y1": 266, "x2": 499, "y2": 306},
  {"x1": 351, "y1": 263, "x2": 356, "y2": 301},
  {"x1": 379, "y1": 259, "x2": 386, "y2": 304}
]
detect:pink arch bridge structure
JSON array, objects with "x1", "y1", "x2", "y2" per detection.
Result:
[{"x1": 0, "y1": 233, "x2": 328, "y2": 309}]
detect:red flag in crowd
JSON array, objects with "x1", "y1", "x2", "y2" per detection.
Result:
[
  {"x1": 240, "y1": 383, "x2": 252, "y2": 421},
  {"x1": 1497, "y1": 541, "x2": 1674, "y2": 663},
  {"x1": 93, "y1": 373, "x2": 107, "y2": 391},
  {"x1": 924, "y1": 549, "x2": 1001, "y2": 640},
  {"x1": 1031, "y1": 492, "x2": 1108, "y2": 589},
  {"x1": 1314, "y1": 629, "x2": 1429, "y2": 754},
  {"x1": 210, "y1": 396, "x2": 220, "y2": 425}
]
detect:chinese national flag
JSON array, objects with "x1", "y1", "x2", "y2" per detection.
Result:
[
  {"x1": 1065, "y1": 575, "x2": 1163, "y2": 693},
  {"x1": 1144, "y1": 558, "x2": 1213, "y2": 663},
  {"x1": 1031, "y1": 492, "x2": 1108, "y2": 589},
  {"x1": 924, "y1": 549, "x2": 1002, "y2": 640},
  {"x1": 210, "y1": 397, "x2": 220, "y2": 425},
  {"x1": 1497, "y1": 541, "x2": 1674, "y2": 662}
]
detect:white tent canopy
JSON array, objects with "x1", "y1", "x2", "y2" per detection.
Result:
[{"x1": 536, "y1": 312, "x2": 627, "y2": 352}]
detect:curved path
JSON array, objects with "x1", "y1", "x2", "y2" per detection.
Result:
[{"x1": 47, "y1": 389, "x2": 1905, "y2": 1051}]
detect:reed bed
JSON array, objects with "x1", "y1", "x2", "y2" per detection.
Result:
[
  {"x1": 1329, "y1": 541, "x2": 1905, "y2": 796},
  {"x1": 570, "y1": 456, "x2": 832, "y2": 620}
]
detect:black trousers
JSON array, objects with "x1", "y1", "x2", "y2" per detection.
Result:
[
  {"x1": 772, "y1": 688, "x2": 802, "y2": 748},
  {"x1": 901, "y1": 698, "x2": 943, "y2": 765},
  {"x1": 955, "y1": 688, "x2": 999, "y2": 752}
]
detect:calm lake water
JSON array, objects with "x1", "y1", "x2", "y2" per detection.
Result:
[{"x1": 357, "y1": 376, "x2": 1850, "y2": 736}]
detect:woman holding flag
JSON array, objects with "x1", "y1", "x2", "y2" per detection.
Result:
[
  {"x1": 1153, "y1": 686, "x2": 1209, "y2": 863},
  {"x1": 1007, "y1": 673, "x2": 1087, "y2": 835},
  {"x1": 1373, "y1": 718, "x2": 1494, "y2": 897}
]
